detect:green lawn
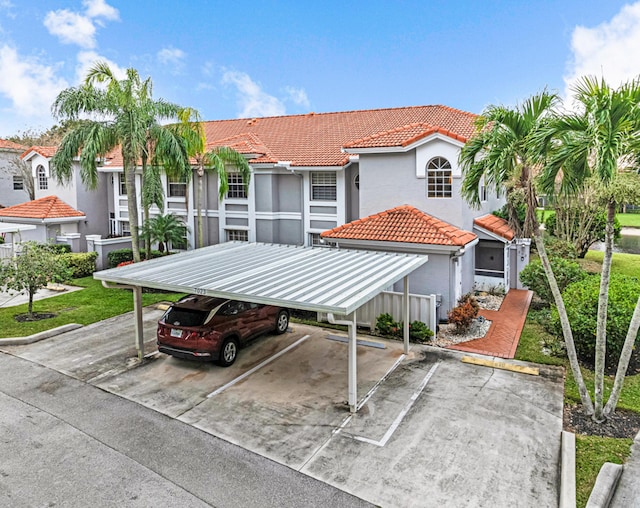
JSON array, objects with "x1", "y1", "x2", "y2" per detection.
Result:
[
  {"x1": 0, "y1": 276, "x2": 184, "y2": 338},
  {"x1": 583, "y1": 250, "x2": 640, "y2": 278},
  {"x1": 616, "y1": 212, "x2": 640, "y2": 228}
]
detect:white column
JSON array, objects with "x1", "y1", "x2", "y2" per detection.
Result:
[
  {"x1": 348, "y1": 310, "x2": 357, "y2": 413},
  {"x1": 133, "y1": 286, "x2": 144, "y2": 361},
  {"x1": 403, "y1": 275, "x2": 410, "y2": 354}
]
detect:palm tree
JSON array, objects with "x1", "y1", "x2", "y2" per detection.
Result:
[
  {"x1": 175, "y1": 115, "x2": 251, "y2": 248},
  {"x1": 459, "y1": 91, "x2": 595, "y2": 414},
  {"x1": 50, "y1": 62, "x2": 192, "y2": 262},
  {"x1": 139, "y1": 213, "x2": 189, "y2": 253},
  {"x1": 538, "y1": 76, "x2": 640, "y2": 421}
]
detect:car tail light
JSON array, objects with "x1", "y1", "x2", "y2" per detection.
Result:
[{"x1": 184, "y1": 331, "x2": 201, "y2": 341}]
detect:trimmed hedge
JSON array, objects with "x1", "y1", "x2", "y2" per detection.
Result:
[
  {"x1": 59, "y1": 252, "x2": 98, "y2": 278},
  {"x1": 550, "y1": 273, "x2": 640, "y2": 373},
  {"x1": 519, "y1": 258, "x2": 586, "y2": 306},
  {"x1": 107, "y1": 248, "x2": 164, "y2": 268}
]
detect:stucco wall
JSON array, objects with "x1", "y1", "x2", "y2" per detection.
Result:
[{"x1": 0, "y1": 150, "x2": 29, "y2": 207}]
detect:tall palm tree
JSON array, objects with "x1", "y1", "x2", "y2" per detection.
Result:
[
  {"x1": 51, "y1": 62, "x2": 192, "y2": 262},
  {"x1": 459, "y1": 91, "x2": 595, "y2": 414},
  {"x1": 175, "y1": 114, "x2": 251, "y2": 248},
  {"x1": 538, "y1": 76, "x2": 640, "y2": 421}
]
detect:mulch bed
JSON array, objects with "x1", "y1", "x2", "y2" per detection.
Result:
[
  {"x1": 564, "y1": 404, "x2": 640, "y2": 439},
  {"x1": 14, "y1": 312, "x2": 57, "y2": 322}
]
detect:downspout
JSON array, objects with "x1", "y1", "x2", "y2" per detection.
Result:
[{"x1": 102, "y1": 280, "x2": 144, "y2": 361}]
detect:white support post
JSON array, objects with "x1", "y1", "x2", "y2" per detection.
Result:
[
  {"x1": 133, "y1": 285, "x2": 144, "y2": 361},
  {"x1": 348, "y1": 311, "x2": 357, "y2": 413},
  {"x1": 403, "y1": 275, "x2": 410, "y2": 354}
]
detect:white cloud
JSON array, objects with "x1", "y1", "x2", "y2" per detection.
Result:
[
  {"x1": 44, "y1": 0, "x2": 119, "y2": 48},
  {"x1": 83, "y1": 0, "x2": 119, "y2": 21},
  {"x1": 0, "y1": 45, "x2": 68, "y2": 119},
  {"x1": 75, "y1": 50, "x2": 127, "y2": 84},
  {"x1": 284, "y1": 86, "x2": 310, "y2": 109},
  {"x1": 222, "y1": 70, "x2": 286, "y2": 118},
  {"x1": 157, "y1": 47, "x2": 186, "y2": 67},
  {"x1": 565, "y1": 2, "x2": 640, "y2": 99},
  {"x1": 44, "y1": 9, "x2": 97, "y2": 48}
]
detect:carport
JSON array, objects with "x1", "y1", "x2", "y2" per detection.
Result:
[{"x1": 94, "y1": 242, "x2": 428, "y2": 412}]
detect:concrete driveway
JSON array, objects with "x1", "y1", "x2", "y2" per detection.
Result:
[{"x1": 1, "y1": 306, "x2": 565, "y2": 507}]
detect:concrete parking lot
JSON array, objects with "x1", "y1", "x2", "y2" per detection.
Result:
[{"x1": 0, "y1": 305, "x2": 565, "y2": 507}]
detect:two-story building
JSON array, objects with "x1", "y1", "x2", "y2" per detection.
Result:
[{"x1": 19, "y1": 105, "x2": 529, "y2": 315}]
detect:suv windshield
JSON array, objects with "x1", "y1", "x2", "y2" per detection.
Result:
[{"x1": 163, "y1": 308, "x2": 209, "y2": 327}]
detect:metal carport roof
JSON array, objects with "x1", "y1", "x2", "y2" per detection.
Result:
[{"x1": 94, "y1": 242, "x2": 429, "y2": 412}]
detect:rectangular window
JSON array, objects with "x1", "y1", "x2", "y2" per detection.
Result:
[
  {"x1": 13, "y1": 176, "x2": 23, "y2": 190},
  {"x1": 168, "y1": 175, "x2": 187, "y2": 197},
  {"x1": 480, "y1": 178, "x2": 488, "y2": 202},
  {"x1": 120, "y1": 221, "x2": 131, "y2": 237},
  {"x1": 226, "y1": 229, "x2": 248, "y2": 242},
  {"x1": 171, "y1": 226, "x2": 188, "y2": 250},
  {"x1": 427, "y1": 170, "x2": 452, "y2": 198},
  {"x1": 119, "y1": 173, "x2": 126, "y2": 195},
  {"x1": 311, "y1": 172, "x2": 337, "y2": 201},
  {"x1": 226, "y1": 173, "x2": 247, "y2": 199},
  {"x1": 309, "y1": 233, "x2": 328, "y2": 247}
]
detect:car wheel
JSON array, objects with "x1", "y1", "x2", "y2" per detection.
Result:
[
  {"x1": 275, "y1": 310, "x2": 289, "y2": 334},
  {"x1": 218, "y1": 337, "x2": 239, "y2": 367}
]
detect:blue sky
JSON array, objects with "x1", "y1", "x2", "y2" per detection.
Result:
[{"x1": 0, "y1": 1, "x2": 639, "y2": 137}]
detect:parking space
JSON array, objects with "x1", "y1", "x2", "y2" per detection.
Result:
[{"x1": 1, "y1": 306, "x2": 565, "y2": 507}]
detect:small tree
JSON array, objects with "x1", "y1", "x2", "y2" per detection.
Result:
[
  {"x1": 139, "y1": 213, "x2": 189, "y2": 253},
  {"x1": 0, "y1": 242, "x2": 72, "y2": 317}
]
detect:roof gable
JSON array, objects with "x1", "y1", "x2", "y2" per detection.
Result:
[
  {"x1": 473, "y1": 214, "x2": 515, "y2": 241},
  {"x1": 0, "y1": 139, "x2": 26, "y2": 151},
  {"x1": 0, "y1": 195, "x2": 85, "y2": 220},
  {"x1": 343, "y1": 123, "x2": 468, "y2": 150},
  {"x1": 321, "y1": 205, "x2": 477, "y2": 247}
]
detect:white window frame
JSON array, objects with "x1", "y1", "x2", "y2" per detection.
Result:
[
  {"x1": 426, "y1": 157, "x2": 452, "y2": 198},
  {"x1": 167, "y1": 174, "x2": 187, "y2": 197},
  {"x1": 13, "y1": 176, "x2": 23, "y2": 190},
  {"x1": 119, "y1": 173, "x2": 127, "y2": 196},
  {"x1": 227, "y1": 172, "x2": 247, "y2": 199},
  {"x1": 309, "y1": 232, "x2": 329, "y2": 247},
  {"x1": 37, "y1": 165, "x2": 48, "y2": 190},
  {"x1": 311, "y1": 172, "x2": 337, "y2": 201},
  {"x1": 226, "y1": 229, "x2": 248, "y2": 242}
]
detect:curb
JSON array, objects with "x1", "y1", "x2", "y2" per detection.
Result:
[
  {"x1": 0, "y1": 324, "x2": 83, "y2": 346},
  {"x1": 560, "y1": 431, "x2": 576, "y2": 508},
  {"x1": 586, "y1": 463, "x2": 623, "y2": 508}
]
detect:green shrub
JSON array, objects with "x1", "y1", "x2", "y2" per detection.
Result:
[
  {"x1": 544, "y1": 237, "x2": 578, "y2": 260},
  {"x1": 550, "y1": 273, "x2": 640, "y2": 373},
  {"x1": 59, "y1": 252, "x2": 98, "y2": 278},
  {"x1": 448, "y1": 293, "x2": 479, "y2": 333},
  {"x1": 519, "y1": 258, "x2": 586, "y2": 306},
  {"x1": 107, "y1": 248, "x2": 164, "y2": 268},
  {"x1": 409, "y1": 321, "x2": 434, "y2": 342},
  {"x1": 47, "y1": 243, "x2": 72, "y2": 254},
  {"x1": 376, "y1": 313, "x2": 401, "y2": 336}
]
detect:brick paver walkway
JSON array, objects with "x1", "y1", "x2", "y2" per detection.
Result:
[{"x1": 448, "y1": 289, "x2": 532, "y2": 359}]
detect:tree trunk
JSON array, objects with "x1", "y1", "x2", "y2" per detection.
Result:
[
  {"x1": 604, "y1": 295, "x2": 640, "y2": 416},
  {"x1": 593, "y1": 201, "x2": 617, "y2": 422},
  {"x1": 124, "y1": 160, "x2": 141, "y2": 263},
  {"x1": 28, "y1": 289, "x2": 34, "y2": 317},
  {"x1": 534, "y1": 227, "x2": 595, "y2": 414}
]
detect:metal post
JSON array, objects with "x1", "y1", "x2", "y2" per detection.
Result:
[
  {"x1": 133, "y1": 285, "x2": 144, "y2": 361},
  {"x1": 348, "y1": 310, "x2": 357, "y2": 413},
  {"x1": 403, "y1": 275, "x2": 410, "y2": 354}
]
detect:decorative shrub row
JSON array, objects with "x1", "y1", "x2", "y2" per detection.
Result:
[
  {"x1": 107, "y1": 248, "x2": 164, "y2": 268},
  {"x1": 519, "y1": 257, "x2": 586, "y2": 306},
  {"x1": 375, "y1": 313, "x2": 434, "y2": 342},
  {"x1": 58, "y1": 252, "x2": 98, "y2": 278}
]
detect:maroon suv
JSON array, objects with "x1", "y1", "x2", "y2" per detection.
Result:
[{"x1": 157, "y1": 295, "x2": 289, "y2": 366}]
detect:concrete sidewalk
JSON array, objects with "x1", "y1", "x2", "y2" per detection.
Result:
[
  {"x1": 610, "y1": 429, "x2": 640, "y2": 507},
  {"x1": 0, "y1": 284, "x2": 83, "y2": 309}
]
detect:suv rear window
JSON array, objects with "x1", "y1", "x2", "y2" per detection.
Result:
[{"x1": 163, "y1": 308, "x2": 209, "y2": 327}]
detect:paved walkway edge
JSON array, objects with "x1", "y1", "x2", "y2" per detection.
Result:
[
  {"x1": 586, "y1": 463, "x2": 623, "y2": 508},
  {"x1": 560, "y1": 431, "x2": 576, "y2": 508},
  {"x1": 0, "y1": 323, "x2": 83, "y2": 345}
]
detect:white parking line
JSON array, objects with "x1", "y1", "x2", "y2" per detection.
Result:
[
  {"x1": 356, "y1": 353, "x2": 406, "y2": 412},
  {"x1": 353, "y1": 361, "x2": 441, "y2": 447},
  {"x1": 206, "y1": 334, "x2": 311, "y2": 398}
]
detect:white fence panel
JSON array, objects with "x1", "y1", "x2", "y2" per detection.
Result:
[
  {"x1": 0, "y1": 244, "x2": 14, "y2": 263},
  {"x1": 318, "y1": 291, "x2": 437, "y2": 333}
]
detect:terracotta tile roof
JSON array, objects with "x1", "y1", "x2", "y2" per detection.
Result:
[
  {"x1": 343, "y1": 123, "x2": 468, "y2": 149},
  {"x1": 474, "y1": 214, "x2": 515, "y2": 241},
  {"x1": 321, "y1": 205, "x2": 477, "y2": 246},
  {"x1": 0, "y1": 195, "x2": 85, "y2": 220},
  {"x1": 206, "y1": 133, "x2": 275, "y2": 162},
  {"x1": 202, "y1": 105, "x2": 477, "y2": 167},
  {"x1": 20, "y1": 145, "x2": 58, "y2": 159},
  {"x1": 0, "y1": 138, "x2": 26, "y2": 151}
]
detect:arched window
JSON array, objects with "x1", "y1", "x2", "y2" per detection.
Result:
[
  {"x1": 37, "y1": 165, "x2": 48, "y2": 190},
  {"x1": 354, "y1": 174, "x2": 360, "y2": 190},
  {"x1": 426, "y1": 157, "x2": 452, "y2": 198}
]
